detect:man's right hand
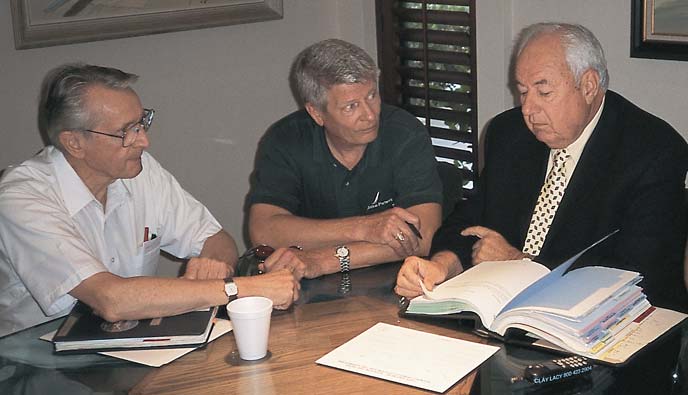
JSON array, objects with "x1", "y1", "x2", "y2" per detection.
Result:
[
  {"x1": 233, "y1": 269, "x2": 300, "y2": 310},
  {"x1": 394, "y1": 256, "x2": 449, "y2": 298},
  {"x1": 359, "y1": 207, "x2": 421, "y2": 257}
]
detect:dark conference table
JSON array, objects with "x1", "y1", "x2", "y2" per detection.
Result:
[{"x1": 0, "y1": 262, "x2": 685, "y2": 394}]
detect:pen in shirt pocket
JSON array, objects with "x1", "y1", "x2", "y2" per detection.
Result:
[{"x1": 143, "y1": 227, "x2": 158, "y2": 243}]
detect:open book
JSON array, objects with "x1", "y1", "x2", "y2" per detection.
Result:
[
  {"x1": 406, "y1": 232, "x2": 687, "y2": 364},
  {"x1": 52, "y1": 302, "x2": 218, "y2": 353}
]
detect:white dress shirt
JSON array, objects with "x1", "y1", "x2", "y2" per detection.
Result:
[
  {"x1": 0, "y1": 146, "x2": 221, "y2": 337},
  {"x1": 545, "y1": 97, "x2": 606, "y2": 185}
]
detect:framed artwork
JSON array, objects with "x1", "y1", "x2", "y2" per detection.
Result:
[
  {"x1": 631, "y1": 0, "x2": 688, "y2": 61},
  {"x1": 10, "y1": 0, "x2": 283, "y2": 50}
]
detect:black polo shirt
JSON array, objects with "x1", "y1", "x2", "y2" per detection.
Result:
[{"x1": 248, "y1": 104, "x2": 442, "y2": 219}]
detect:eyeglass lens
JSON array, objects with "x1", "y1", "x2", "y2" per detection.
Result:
[{"x1": 122, "y1": 109, "x2": 154, "y2": 147}]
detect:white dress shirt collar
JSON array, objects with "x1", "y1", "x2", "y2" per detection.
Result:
[
  {"x1": 51, "y1": 147, "x2": 130, "y2": 217},
  {"x1": 546, "y1": 95, "x2": 606, "y2": 183}
]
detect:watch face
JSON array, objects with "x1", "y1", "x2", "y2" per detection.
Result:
[
  {"x1": 224, "y1": 281, "x2": 238, "y2": 297},
  {"x1": 336, "y1": 246, "x2": 349, "y2": 258}
]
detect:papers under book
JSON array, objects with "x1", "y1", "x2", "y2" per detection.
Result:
[
  {"x1": 52, "y1": 302, "x2": 218, "y2": 353},
  {"x1": 406, "y1": 233, "x2": 687, "y2": 364}
]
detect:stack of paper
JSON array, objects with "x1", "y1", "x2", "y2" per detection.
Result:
[{"x1": 317, "y1": 323, "x2": 499, "y2": 393}]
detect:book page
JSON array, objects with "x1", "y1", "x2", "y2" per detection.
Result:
[
  {"x1": 500, "y1": 229, "x2": 620, "y2": 315},
  {"x1": 421, "y1": 259, "x2": 550, "y2": 328},
  {"x1": 501, "y1": 266, "x2": 641, "y2": 319}
]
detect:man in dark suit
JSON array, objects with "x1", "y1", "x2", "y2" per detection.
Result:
[{"x1": 395, "y1": 23, "x2": 688, "y2": 311}]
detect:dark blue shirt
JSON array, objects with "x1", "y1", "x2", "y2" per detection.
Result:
[{"x1": 248, "y1": 104, "x2": 442, "y2": 219}]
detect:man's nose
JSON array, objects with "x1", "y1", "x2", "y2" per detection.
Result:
[
  {"x1": 134, "y1": 129, "x2": 150, "y2": 149},
  {"x1": 521, "y1": 93, "x2": 539, "y2": 117},
  {"x1": 360, "y1": 102, "x2": 376, "y2": 121}
]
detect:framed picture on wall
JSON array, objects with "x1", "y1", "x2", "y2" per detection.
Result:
[
  {"x1": 10, "y1": 0, "x2": 283, "y2": 50},
  {"x1": 631, "y1": 0, "x2": 688, "y2": 61}
]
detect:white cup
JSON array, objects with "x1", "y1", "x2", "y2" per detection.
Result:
[{"x1": 226, "y1": 296, "x2": 273, "y2": 360}]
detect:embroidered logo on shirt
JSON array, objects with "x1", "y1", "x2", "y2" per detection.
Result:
[{"x1": 367, "y1": 191, "x2": 393, "y2": 211}]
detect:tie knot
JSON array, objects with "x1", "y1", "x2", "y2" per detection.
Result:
[{"x1": 553, "y1": 149, "x2": 570, "y2": 166}]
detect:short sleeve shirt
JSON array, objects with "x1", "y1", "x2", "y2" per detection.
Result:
[
  {"x1": 0, "y1": 147, "x2": 221, "y2": 336},
  {"x1": 247, "y1": 104, "x2": 442, "y2": 218}
]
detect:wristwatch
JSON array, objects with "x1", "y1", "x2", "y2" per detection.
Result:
[
  {"x1": 224, "y1": 278, "x2": 239, "y2": 303},
  {"x1": 335, "y1": 246, "x2": 350, "y2": 273}
]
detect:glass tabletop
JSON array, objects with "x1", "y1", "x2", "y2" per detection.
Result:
[{"x1": 1, "y1": 261, "x2": 685, "y2": 394}]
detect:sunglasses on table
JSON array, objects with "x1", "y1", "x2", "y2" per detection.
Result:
[{"x1": 235, "y1": 244, "x2": 302, "y2": 277}]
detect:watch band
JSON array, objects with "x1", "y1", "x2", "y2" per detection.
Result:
[
  {"x1": 224, "y1": 277, "x2": 239, "y2": 303},
  {"x1": 335, "y1": 246, "x2": 350, "y2": 273}
]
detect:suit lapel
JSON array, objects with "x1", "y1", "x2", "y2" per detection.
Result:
[
  {"x1": 543, "y1": 92, "x2": 622, "y2": 250},
  {"x1": 518, "y1": 141, "x2": 550, "y2": 243}
]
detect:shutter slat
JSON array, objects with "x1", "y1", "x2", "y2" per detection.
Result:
[
  {"x1": 397, "y1": 9, "x2": 470, "y2": 25},
  {"x1": 399, "y1": 29, "x2": 471, "y2": 46},
  {"x1": 434, "y1": 146, "x2": 473, "y2": 162},
  {"x1": 398, "y1": 66, "x2": 472, "y2": 86},
  {"x1": 403, "y1": 104, "x2": 472, "y2": 125},
  {"x1": 430, "y1": 126, "x2": 473, "y2": 144},
  {"x1": 402, "y1": 0, "x2": 471, "y2": 6},
  {"x1": 401, "y1": 86, "x2": 472, "y2": 105},
  {"x1": 399, "y1": 48, "x2": 471, "y2": 64}
]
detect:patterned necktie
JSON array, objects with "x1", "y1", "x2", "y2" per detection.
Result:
[{"x1": 522, "y1": 149, "x2": 571, "y2": 256}]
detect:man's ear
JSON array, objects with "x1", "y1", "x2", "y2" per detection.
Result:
[
  {"x1": 304, "y1": 103, "x2": 325, "y2": 127},
  {"x1": 580, "y1": 69, "x2": 600, "y2": 104},
  {"x1": 58, "y1": 131, "x2": 87, "y2": 159}
]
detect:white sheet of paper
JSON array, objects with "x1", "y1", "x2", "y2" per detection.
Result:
[
  {"x1": 41, "y1": 319, "x2": 232, "y2": 367},
  {"x1": 316, "y1": 322, "x2": 499, "y2": 393}
]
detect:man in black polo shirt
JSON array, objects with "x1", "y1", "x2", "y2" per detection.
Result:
[{"x1": 247, "y1": 39, "x2": 443, "y2": 278}]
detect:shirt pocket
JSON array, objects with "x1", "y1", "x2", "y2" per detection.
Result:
[{"x1": 136, "y1": 237, "x2": 161, "y2": 276}]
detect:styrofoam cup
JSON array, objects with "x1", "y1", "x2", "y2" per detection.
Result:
[{"x1": 226, "y1": 296, "x2": 273, "y2": 360}]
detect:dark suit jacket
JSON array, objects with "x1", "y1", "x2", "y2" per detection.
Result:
[{"x1": 433, "y1": 90, "x2": 688, "y2": 311}]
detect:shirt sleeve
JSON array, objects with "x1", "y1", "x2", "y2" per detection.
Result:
[
  {"x1": 0, "y1": 180, "x2": 106, "y2": 316},
  {"x1": 391, "y1": 116, "x2": 443, "y2": 208},
  {"x1": 246, "y1": 128, "x2": 304, "y2": 213},
  {"x1": 140, "y1": 154, "x2": 222, "y2": 258}
]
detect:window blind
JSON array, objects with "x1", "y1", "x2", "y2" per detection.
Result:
[{"x1": 376, "y1": 0, "x2": 478, "y2": 193}]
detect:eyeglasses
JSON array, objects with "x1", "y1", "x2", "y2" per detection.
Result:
[{"x1": 83, "y1": 108, "x2": 155, "y2": 147}]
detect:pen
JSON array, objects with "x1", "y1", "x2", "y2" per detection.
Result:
[{"x1": 406, "y1": 222, "x2": 423, "y2": 239}]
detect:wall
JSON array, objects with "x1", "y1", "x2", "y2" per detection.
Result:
[
  {"x1": 474, "y1": 0, "x2": 513, "y2": 143},
  {"x1": 0, "y1": 1, "x2": 376, "y2": 262}
]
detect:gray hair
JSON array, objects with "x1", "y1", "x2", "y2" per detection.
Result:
[
  {"x1": 515, "y1": 23, "x2": 609, "y2": 91},
  {"x1": 38, "y1": 63, "x2": 138, "y2": 150},
  {"x1": 291, "y1": 39, "x2": 378, "y2": 110}
]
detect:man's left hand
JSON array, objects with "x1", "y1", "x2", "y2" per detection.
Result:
[
  {"x1": 260, "y1": 247, "x2": 307, "y2": 280},
  {"x1": 183, "y1": 257, "x2": 234, "y2": 280},
  {"x1": 461, "y1": 226, "x2": 528, "y2": 264}
]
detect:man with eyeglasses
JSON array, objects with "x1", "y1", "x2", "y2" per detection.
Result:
[{"x1": 0, "y1": 63, "x2": 303, "y2": 337}]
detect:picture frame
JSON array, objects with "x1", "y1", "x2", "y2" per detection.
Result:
[
  {"x1": 10, "y1": 0, "x2": 283, "y2": 50},
  {"x1": 631, "y1": 0, "x2": 688, "y2": 61}
]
